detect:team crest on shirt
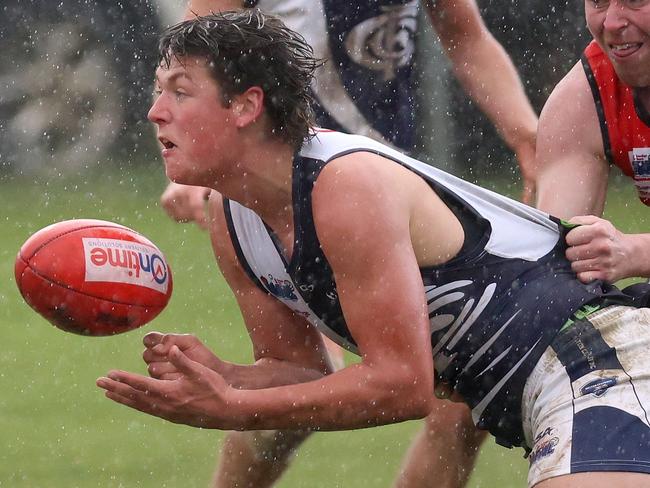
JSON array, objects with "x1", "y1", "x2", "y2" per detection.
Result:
[
  {"x1": 630, "y1": 148, "x2": 650, "y2": 176},
  {"x1": 628, "y1": 148, "x2": 650, "y2": 204},
  {"x1": 259, "y1": 274, "x2": 298, "y2": 301},
  {"x1": 344, "y1": 0, "x2": 417, "y2": 81}
]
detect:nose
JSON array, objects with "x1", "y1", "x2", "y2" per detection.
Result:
[
  {"x1": 148, "y1": 94, "x2": 170, "y2": 125},
  {"x1": 603, "y1": 2, "x2": 631, "y2": 32}
]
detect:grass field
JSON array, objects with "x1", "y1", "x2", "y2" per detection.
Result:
[{"x1": 1, "y1": 164, "x2": 646, "y2": 487}]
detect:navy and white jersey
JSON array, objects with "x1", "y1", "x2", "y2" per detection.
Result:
[
  {"x1": 224, "y1": 130, "x2": 615, "y2": 448},
  {"x1": 255, "y1": 0, "x2": 419, "y2": 150}
]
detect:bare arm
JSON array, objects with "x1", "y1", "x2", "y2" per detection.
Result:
[
  {"x1": 98, "y1": 157, "x2": 435, "y2": 431},
  {"x1": 536, "y1": 62, "x2": 650, "y2": 281},
  {"x1": 535, "y1": 62, "x2": 609, "y2": 218},
  {"x1": 426, "y1": 0, "x2": 538, "y2": 203},
  {"x1": 146, "y1": 193, "x2": 334, "y2": 387},
  {"x1": 224, "y1": 155, "x2": 436, "y2": 431}
]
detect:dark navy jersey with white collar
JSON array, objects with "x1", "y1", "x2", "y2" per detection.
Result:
[
  {"x1": 253, "y1": 0, "x2": 419, "y2": 150},
  {"x1": 224, "y1": 129, "x2": 615, "y2": 448}
]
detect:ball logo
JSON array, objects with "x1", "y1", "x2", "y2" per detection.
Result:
[{"x1": 82, "y1": 238, "x2": 169, "y2": 293}]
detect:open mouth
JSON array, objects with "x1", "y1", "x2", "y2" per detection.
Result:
[
  {"x1": 159, "y1": 137, "x2": 177, "y2": 150},
  {"x1": 609, "y1": 42, "x2": 643, "y2": 57}
]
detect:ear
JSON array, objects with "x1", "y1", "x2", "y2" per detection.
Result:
[{"x1": 232, "y1": 86, "x2": 265, "y2": 129}]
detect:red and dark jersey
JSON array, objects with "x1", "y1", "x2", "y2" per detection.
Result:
[{"x1": 582, "y1": 41, "x2": 650, "y2": 205}]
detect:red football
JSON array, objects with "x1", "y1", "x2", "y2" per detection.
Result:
[{"x1": 14, "y1": 219, "x2": 173, "y2": 336}]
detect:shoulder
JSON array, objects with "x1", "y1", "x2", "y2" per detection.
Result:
[
  {"x1": 310, "y1": 153, "x2": 419, "y2": 256},
  {"x1": 311, "y1": 152, "x2": 417, "y2": 221}
]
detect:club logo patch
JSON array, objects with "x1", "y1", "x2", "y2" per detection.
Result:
[
  {"x1": 630, "y1": 148, "x2": 650, "y2": 177},
  {"x1": 529, "y1": 427, "x2": 559, "y2": 465},
  {"x1": 580, "y1": 377, "x2": 618, "y2": 397},
  {"x1": 260, "y1": 274, "x2": 298, "y2": 301},
  {"x1": 344, "y1": 0, "x2": 417, "y2": 80},
  {"x1": 630, "y1": 148, "x2": 650, "y2": 204}
]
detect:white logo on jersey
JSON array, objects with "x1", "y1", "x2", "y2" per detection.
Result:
[
  {"x1": 344, "y1": 1, "x2": 418, "y2": 81},
  {"x1": 428, "y1": 281, "x2": 498, "y2": 362}
]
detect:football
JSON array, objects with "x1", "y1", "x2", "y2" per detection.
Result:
[{"x1": 14, "y1": 219, "x2": 173, "y2": 336}]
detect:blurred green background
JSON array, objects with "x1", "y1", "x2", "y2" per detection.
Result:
[{"x1": 1, "y1": 164, "x2": 646, "y2": 487}]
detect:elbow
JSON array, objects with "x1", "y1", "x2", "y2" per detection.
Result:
[
  {"x1": 379, "y1": 370, "x2": 434, "y2": 423},
  {"x1": 403, "y1": 382, "x2": 435, "y2": 420}
]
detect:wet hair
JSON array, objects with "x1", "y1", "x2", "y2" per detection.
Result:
[{"x1": 158, "y1": 10, "x2": 322, "y2": 149}]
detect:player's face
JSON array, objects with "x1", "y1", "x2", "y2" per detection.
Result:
[
  {"x1": 148, "y1": 56, "x2": 238, "y2": 187},
  {"x1": 586, "y1": 0, "x2": 650, "y2": 88}
]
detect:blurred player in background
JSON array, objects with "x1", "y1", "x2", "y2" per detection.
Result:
[
  {"x1": 161, "y1": 0, "x2": 539, "y2": 225},
  {"x1": 158, "y1": 1, "x2": 538, "y2": 487},
  {"x1": 98, "y1": 13, "x2": 650, "y2": 488},
  {"x1": 535, "y1": 0, "x2": 650, "y2": 283}
]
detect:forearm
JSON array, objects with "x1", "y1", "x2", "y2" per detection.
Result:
[
  {"x1": 447, "y1": 36, "x2": 537, "y2": 152},
  {"x1": 225, "y1": 363, "x2": 433, "y2": 431},
  {"x1": 219, "y1": 357, "x2": 327, "y2": 390}
]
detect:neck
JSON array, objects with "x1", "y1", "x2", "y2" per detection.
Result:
[{"x1": 211, "y1": 134, "x2": 296, "y2": 227}]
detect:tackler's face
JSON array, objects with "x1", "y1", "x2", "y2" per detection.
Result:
[
  {"x1": 586, "y1": 0, "x2": 650, "y2": 88},
  {"x1": 148, "y1": 55, "x2": 239, "y2": 188}
]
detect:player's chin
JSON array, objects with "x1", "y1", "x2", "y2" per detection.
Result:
[{"x1": 164, "y1": 163, "x2": 190, "y2": 186}]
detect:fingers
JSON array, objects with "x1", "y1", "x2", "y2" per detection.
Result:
[
  {"x1": 567, "y1": 215, "x2": 601, "y2": 226},
  {"x1": 168, "y1": 345, "x2": 203, "y2": 376},
  {"x1": 160, "y1": 183, "x2": 211, "y2": 230},
  {"x1": 147, "y1": 360, "x2": 182, "y2": 380},
  {"x1": 102, "y1": 370, "x2": 159, "y2": 392},
  {"x1": 143, "y1": 331, "x2": 165, "y2": 348},
  {"x1": 143, "y1": 332, "x2": 198, "y2": 351},
  {"x1": 565, "y1": 223, "x2": 601, "y2": 247},
  {"x1": 97, "y1": 374, "x2": 165, "y2": 418}
]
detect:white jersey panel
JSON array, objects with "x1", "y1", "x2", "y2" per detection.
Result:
[
  {"x1": 305, "y1": 131, "x2": 559, "y2": 261},
  {"x1": 229, "y1": 199, "x2": 360, "y2": 353}
]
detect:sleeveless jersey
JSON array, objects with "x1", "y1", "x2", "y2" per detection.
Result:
[
  {"x1": 224, "y1": 130, "x2": 614, "y2": 449},
  {"x1": 582, "y1": 41, "x2": 650, "y2": 205},
  {"x1": 255, "y1": 0, "x2": 419, "y2": 150}
]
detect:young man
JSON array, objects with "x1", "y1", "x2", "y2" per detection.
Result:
[
  {"x1": 97, "y1": 12, "x2": 650, "y2": 487},
  {"x1": 159, "y1": 1, "x2": 539, "y2": 486},
  {"x1": 536, "y1": 0, "x2": 650, "y2": 282}
]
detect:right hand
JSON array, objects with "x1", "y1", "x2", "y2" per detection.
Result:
[
  {"x1": 160, "y1": 182, "x2": 212, "y2": 230},
  {"x1": 143, "y1": 332, "x2": 226, "y2": 381}
]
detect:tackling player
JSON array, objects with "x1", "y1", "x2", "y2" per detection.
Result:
[{"x1": 536, "y1": 0, "x2": 650, "y2": 282}]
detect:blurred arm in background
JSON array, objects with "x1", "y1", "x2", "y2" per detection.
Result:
[{"x1": 425, "y1": 0, "x2": 538, "y2": 204}]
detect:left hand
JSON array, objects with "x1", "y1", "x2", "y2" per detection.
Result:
[
  {"x1": 97, "y1": 345, "x2": 235, "y2": 429},
  {"x1": 564, "y1": 215, "x2": 632, "y2": 284}
]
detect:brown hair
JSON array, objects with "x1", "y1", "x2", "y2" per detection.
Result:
[{"x1": 158, "y1": 10, "x2": 322, "y2": 148}]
